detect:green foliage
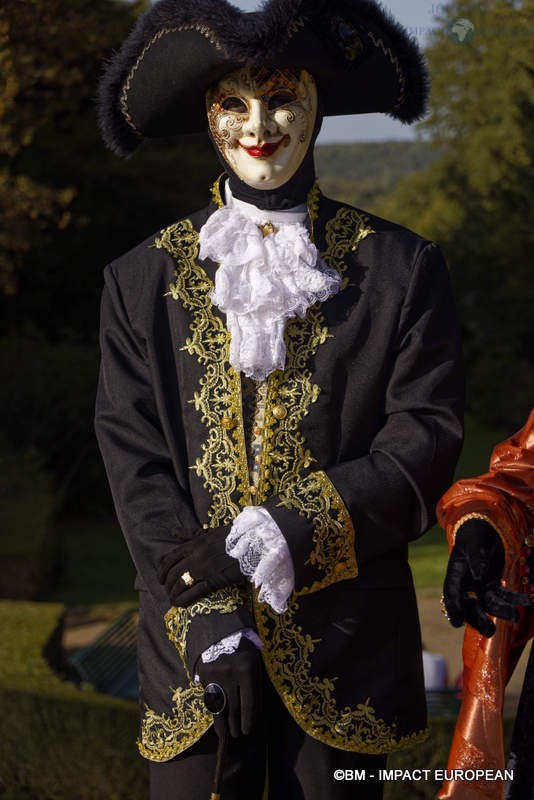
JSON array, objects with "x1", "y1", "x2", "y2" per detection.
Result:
[
  {"x1": 0, "y1": 601, "x2": 148, "y2": 799},
  {"x1": 0, "y1": 0, "x2": 146, "y2": 296},
  {"x1": 380, "y1": 1, "x2": 534, "y2": 429},
  {"x1": 0, "y1": 442, "x2": 58, "y2": 599},
  {"x1": 316, "y1": 141, "x2": 441, "y2": 214},
  {"x1": 1, "y1": 0, "x2": 219, "y2": 335},
  {"x1": 0, "y1": 338, "x2": 108, "y2": 514}
]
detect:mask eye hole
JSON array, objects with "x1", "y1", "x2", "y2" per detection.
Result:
[
  {"x1": 221, "y1": 96, "x2": 247, "y2": 113},
  {"x1": 267, "y1": 90, "x2": 296, "y2": 111}
]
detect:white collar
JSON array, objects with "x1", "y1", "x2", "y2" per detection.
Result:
[{"x1": 224, "y1": 181, "x2": 308, "y2": 226}]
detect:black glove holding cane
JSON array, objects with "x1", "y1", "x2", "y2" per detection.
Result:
[
  {"x1": 200, "y1": 638, "x2": 263, "y2": 800},
  {"x1": 442, "y1": 517, "x2": 531, "y2": 637},
  {"x1": 198, "y1": 637, "x2": 262, "y2": 739}
]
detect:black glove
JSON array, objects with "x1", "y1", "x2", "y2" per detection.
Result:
[
  {"x1": 157, "y1": 525, "x2": 246, "y2": 605},
  {"x1": 443, "y1": 518, "x2": 531, "y2": 637},
  {"x1": 197, "y1": 637, "x2": 262, "y2": 738}
]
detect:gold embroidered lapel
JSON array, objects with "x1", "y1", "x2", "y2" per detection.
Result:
[{"x1": 157, "y1": 187, "x2": 375, "y2": 525}]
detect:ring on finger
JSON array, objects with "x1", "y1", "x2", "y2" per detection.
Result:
[{"x1": 181, "y1": 571, "x2": 195, "y2": 587}]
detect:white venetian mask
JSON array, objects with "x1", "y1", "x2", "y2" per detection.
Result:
[{"x1": 206, "y1": 67, "x2": 318, "y2": 190}]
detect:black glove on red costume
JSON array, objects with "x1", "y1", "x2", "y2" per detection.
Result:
[
  {"x1": 157, "y1": 525, "x2": 246, "y2": 606},
  {"x1": 196, "y1": 637, "x2": 262, "y2": 739},
  {"x1": 443, "y1": 517, "x2": 531, "y2": 637}
]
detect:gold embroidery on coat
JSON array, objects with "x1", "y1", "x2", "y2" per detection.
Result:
[
  {"x1": 277, "y1": 471, "x2": 358, "y2": 595},
  {"x1": 160, "y1": 190, "x2": 404, "y2": 755},
  {"x1": 255, "y1": 315, "x2": 327, "y2": 504},
  {"x1": 248, "y1": 205, "x2": 415, "y2": 754},
  {"x1": 164, "y1": 586, "x2": 249, "y2": 673},
  {"x1": 322, "y1": 206, "x2": 375, "y2": 290},
  {"x1": 210, "y1": 175, "x2": 225, "y2": 209},
  {"x1": 138, "y1": 684, "x2": 212, "y2": 762},
  {"x1": 139, "y1": 586, "x2": 249, "y2": 762},
  {"x1": 254, "y1": 596, "x2": 429, "y2": 753},
  {"x1": 157, "y1": 220, "x2": 251, "y2": 525}
]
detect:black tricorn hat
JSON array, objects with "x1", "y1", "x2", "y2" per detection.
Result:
[{"x1": 99, "y1": 0, "x2": 429, "y2": 157}]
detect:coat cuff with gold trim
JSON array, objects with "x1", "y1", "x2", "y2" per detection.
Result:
[
  {"x1": 263, "y1": 470, "x2": 358, "y2": 595},
  {"x1": 164, "y1": 585, "x2": 253, "y2": 678}
]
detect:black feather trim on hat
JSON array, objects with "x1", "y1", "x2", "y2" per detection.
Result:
[
  {"x1": 98, "y1": 0, "x2": 251, "y2": 157},
  {"x1": 98, "y1": 0, "x2": 430, "y2": 158},
  {"x1": 346, "y1": 0, "x2": 430, "y2": 123}
]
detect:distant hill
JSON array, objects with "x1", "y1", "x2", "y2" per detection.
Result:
[{"x1": 315, "y1": 140, "x2": 441, "y2": 216}]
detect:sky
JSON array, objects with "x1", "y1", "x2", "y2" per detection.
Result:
[{"x1": 230, "y1": 0, "x2": 444, "y2": 143}]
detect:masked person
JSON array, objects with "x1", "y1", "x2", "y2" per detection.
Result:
[
  {"x1": 95, "y1": 2, "x2": 464, "y2": 799},
  {"x1": 438, "y1": 410, "x2": 534, "y2": 800}
]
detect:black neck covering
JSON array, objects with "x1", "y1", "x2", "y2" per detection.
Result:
[{"x1": 209, "y1": 99, "x2": 324, "y2": 211}]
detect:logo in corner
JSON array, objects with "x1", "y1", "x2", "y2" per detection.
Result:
[{"x1": 446, "y1": 18, "x2": 475, "y2": 45}]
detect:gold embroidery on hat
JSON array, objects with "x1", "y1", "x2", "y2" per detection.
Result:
[
  {"x1": 121, "y1": 25, "x2": 230, "y2": 135},
  {"x1": 367, "y1": 30, "x2": 407, "y2": 111}
]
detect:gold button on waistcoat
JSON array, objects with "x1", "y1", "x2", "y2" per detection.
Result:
[
  {"x1": 253, "y1": 425, "x2": 264, "y2": 436},
  {"x1": 249, "y1": 486, "x2": 258, "y2": 496},
  {"x1": 272, "y1": 404, "x2": 288, "y2": 421},
  {"x1": 221, "y1": 416, "x2": 237, "y2": 430}
]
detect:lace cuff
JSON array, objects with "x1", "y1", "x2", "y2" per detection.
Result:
[
  {"x1": 200, "y1": 628, "x2": 263, "y2": 665},
  {"x1": 225, "y1": 506, "x2": 295, "y2": 614}
]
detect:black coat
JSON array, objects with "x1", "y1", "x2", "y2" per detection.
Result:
[{"x1": 95, "y1": 182, "x2": 464, "y2": 762}]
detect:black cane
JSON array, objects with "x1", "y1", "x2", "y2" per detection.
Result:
[{"x1": 204, "y1": 682, "x2": 229, "y2": 800}]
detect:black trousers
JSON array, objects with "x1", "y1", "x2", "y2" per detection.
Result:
[{"x1": 149, "y1": 677, "x2": 387, "y2": 800}]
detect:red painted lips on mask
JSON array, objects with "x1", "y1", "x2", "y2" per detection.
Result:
[{"x1": 240, "y1": 135, "x2": 289, "y2": 158}]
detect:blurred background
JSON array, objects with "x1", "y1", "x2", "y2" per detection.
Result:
[{"x1": 0, "y1": 1, "x2": 532, "y2": 798}]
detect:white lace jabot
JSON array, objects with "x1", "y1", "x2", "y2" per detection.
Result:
[{"x1": 198, "y1": 182, "x2": 341, "y2": 382}]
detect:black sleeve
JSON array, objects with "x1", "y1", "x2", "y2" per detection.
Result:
[
  {"x1": 264, "y1": 242, "x2": 464, "y2": 593},
  {"x1": 94, "y1": 263, "x2": 253, "y2": 647}
]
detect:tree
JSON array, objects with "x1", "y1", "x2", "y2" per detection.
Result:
[
  {"x1": 0, "y1": 0, "x2": 219, "y2": 508},
  {"x1": 379, "y1": 0, "x2": 534, "y2": 428},
  {"x1": 1, "y1": 0, "x2": 220, "y2": 338},
  {"x1": 0, "y1": 0, "x2": 145, "y2": 297}
]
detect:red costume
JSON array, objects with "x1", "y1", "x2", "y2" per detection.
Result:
[{"x1": 437, "y1": 409, "x2": 534, "y2": 800}]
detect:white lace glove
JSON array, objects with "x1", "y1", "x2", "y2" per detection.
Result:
[
  {"x1": 195, "y1": 507, "x2": 293, "y2": 675},
  {"x1": 225, "y1": 506, "x2": 295, "y2": 614}
]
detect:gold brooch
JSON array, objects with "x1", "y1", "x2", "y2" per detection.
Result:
[{"x1": 258, "y1": 222, "x2": 279, "y2": 238}]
